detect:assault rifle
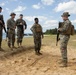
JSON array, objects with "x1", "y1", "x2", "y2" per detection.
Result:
[
  {"x1": 56, "y1": 22, "x2": 63, "y2": 46},
  {"x1": 0, "y1": 15, "x2": 7, "y2": 33}
]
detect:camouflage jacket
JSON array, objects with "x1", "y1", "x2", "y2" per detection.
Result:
[
  {"x1": 15, "y1": 19, "x2": 27, "y2": 30},
  {"x1": 0, "y1": 14, "x2": 5, "y2": 30},
  {"x1": 7, "y1": 18, "x2": 15, "y2": 33},
  {"x1": 30, "y1": 23, "x2": 43, "y2": 38},
  {"x1": 59, "y1": 19, "x2": 72, "y2": 35}
]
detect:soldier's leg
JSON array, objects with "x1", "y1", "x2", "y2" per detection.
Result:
[
  {"x1": 20, "y1": 32, "x2": 23, "y2": 47},
  {"x1": 38, "y1": 39, "x2": 42, "y2": 55},
  {"x1": 0, "y1": 30, "x2": 2, "y2": 48},
  {"x1": 34, "y1": 38, "x2": 39, "y2": 54},
  {"x1": 8, "y1": 32, "x2": 11, "y2": 48},
  {"x1": 60, "y1": 36, "x2": 69, "y2": 67},
  {"x1": 17, "y1": 31, "x2": 20, "y2": 47},
  {"x1": 0, "y1": 30, "x2": 5, "y2": 51},
  {"x1": 12, "y1": 34, "x2": 15, "y2": 48}
]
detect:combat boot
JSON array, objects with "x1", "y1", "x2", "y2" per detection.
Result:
[
  {"x1": 59, "y1": 60, "x2": 67, "y2": 67},
  {"x1": 38, "y1": 50, "x2": 42, "y2": 55},
  {"x1": 35, "y1": 51, "x2": 38, "y2": 55},
  {"x1": 8, "y1": 43, "x2": 11, "y2": 48}
]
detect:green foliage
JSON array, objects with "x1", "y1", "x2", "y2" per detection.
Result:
[
  {"x1": 44, "y1": 28, "x2": 57, "y2": 35},
  {"x1": 45, "y1": 28, "x2": 76, "y2": 35}
]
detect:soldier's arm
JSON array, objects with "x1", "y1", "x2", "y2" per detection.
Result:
[
  {"x1": 7, "y1": 19, "x2": 13, "y2": 29},
  {"x1": 2, "y1": 19, "x2": 5, "y2": 25},
  {"x1": 24, "y1": 21, "x2": 27, "y2": 29},
  {"x1": 41, "y1": 25, "x2": 44, "y2": 38},
  {"x1": 30, "y1": 25, "x2": 36, "y2": 34},
  {"x1": 59, "y1": 21, "x2": 70, "y2": 32},
  {"x1": 0, "y1": 15, "x2": 5, "y2": 26},
  {"x1": 15, "y1": 20, "x2": 18, "y2": 26},
  {"x1": 2, "y1": 18, "x2": 7, "y2": 33},
  {"x1": 15, "y1": 20, "x2": 18, "y2": 28}
]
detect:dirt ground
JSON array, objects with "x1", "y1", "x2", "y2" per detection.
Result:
[{"x1": 0, "y1": 36, "x2": 76, "y2": 75}]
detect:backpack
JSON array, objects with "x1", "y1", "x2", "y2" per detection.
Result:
[
  {"x1": 71, "y1": 25, "x2": 75, "y2": 35},
  {"x1": 62, "y1": 23, "x2": 75, "y2": 35}
]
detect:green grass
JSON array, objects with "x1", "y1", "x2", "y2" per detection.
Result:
[{"x1": 1, "y1": 35, "x2": 76, "y2": 50}]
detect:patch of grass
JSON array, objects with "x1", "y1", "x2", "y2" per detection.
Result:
[{"x1": 1, "y1": 35, "x2": 76, "y2": 50}]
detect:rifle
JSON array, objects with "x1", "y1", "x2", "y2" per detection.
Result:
[
  {"x1": 56, "y1": 22, "x2": 63, "y2": 46},
  {"x1": 0, "y1": 15, "x2": 7, "y2": 33}
]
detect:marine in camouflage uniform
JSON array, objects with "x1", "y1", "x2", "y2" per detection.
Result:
[
  {"x1": 0, "y1": 7, "x2": 6, "y2": 51},
  {"x1": 7, "y1": 13, "x2": 16, "y2": 49},
  {"x1": 15, "y1": 14, "x2": 27, "y2": 47},
  {"x1": 58, "y1": 12, "x2": 72, "y2": 67},
  {"x1": 31, "y1": 18, "x2": 44, "y2": 55}
]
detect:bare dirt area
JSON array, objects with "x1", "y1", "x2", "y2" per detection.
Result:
[{"x1": 0, "y1": 36, "x2": 76, "y2": 75}]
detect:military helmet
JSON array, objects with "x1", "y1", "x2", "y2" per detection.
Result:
[
  {"x1": 61, "y1": 12, "x2": 70, "y2": 17},
  {"x1": 10, "y1": 12, "x2": 16, "y2": 16}
]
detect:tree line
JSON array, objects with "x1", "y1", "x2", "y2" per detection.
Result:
[{"x1": 44, "y1": 28, "x2": 76, "y2": 35}]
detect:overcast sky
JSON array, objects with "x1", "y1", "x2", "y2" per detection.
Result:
[{"x1": 0, "y1": 0, "x2": 76, "y2": 33}]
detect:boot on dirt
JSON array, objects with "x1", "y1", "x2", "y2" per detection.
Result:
[
  {"x1": 59, "y1": 60, "x2": 67, "y2": 67},
  {"x1": 38, "y1": 50, "x2": 42, "y2": 55},
  {"x1": 8, "y1": 43, "x2": 11, "y2": 48}
]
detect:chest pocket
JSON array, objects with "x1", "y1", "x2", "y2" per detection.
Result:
[
  {"x1": 35, "y1": 25, "x2": 42, "y2": 33},
  {"x1": 11, "y1": 20, "x2": 15, "y2": 27},
  {"x1": 17, "y1": 20, "x2": 24, "y2": 26}
]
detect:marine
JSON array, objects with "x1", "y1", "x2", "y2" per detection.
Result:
[
  {"x1": 7, "y1": 12, "x2": 16, "y2": 50},
  {"x1": 0, "y1": 7, "x2": 6, "y2": 51},
  {"x1": 15, "y1": 14, "x2": 27, "y2": 47},
  {"x1": 58, "y1": 12, "x2": 72, "y2": 67},
  {"x1": 30, "y1": 18, "x2": 44, "y2": 55}
]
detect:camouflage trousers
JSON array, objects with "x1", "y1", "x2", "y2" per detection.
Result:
[
  {"x1": 34, "y1": 36, "x2": 41, "y2": 52},
  {"x1": 17, "y1": 30, "x2": 24, "y2": 44},
  {"x1": 60, "y1": 35, "x2": 70, "y2": 62},
  {"x1": 0, "y1": 30, "x2": 2, "y2": 47},
  {"x1": 8, "y1": 30, "x2": 15, "y2": 47}
]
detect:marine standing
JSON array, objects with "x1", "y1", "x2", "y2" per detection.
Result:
[
  {"x1": 7, "y1": 12, "x2": 16, "y2": 50},
  {"x1": 58, "y1": 12, "x2": 72, "y2": 67},
  {"x1": 31, "y1": 18, "x2": 44, "y2": 55},
  {"x1": 0, "y1": 7, "x2": 6, "y2": 51},
  {"x1": 15, "y1": 14, "x2": 27, "y2": 47}
]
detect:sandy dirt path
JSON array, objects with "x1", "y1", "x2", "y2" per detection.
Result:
[
  {"x1": 0, "y1": 35, "x2": 76, "y2": 75},
  {"x1": 0, "y1": 43, "x2": 76, "y2": 75}
]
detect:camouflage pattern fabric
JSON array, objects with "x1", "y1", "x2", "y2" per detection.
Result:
[
  {"x1": 34, "y1": 33, "x2": 42, "y2": 52},
  {"x1": 7, "y1": 18, "x2": 15, "y2": 47},
  {"x1": 8, "y1": 31, "x2": 15, "y2": 46},
  {"x1": 59, "y1": 19, "x2": 71, "y2": 63},
  {"x1": 15, "y1": 19, "x2": 27, "y2": 44},
  {"x1": 0, "y1": 15, "x2": 5, "y2": 48},
  {"x1": 17, "y1": 29, "x2": 24, "y2": 43},
  {"x1": 31, "y1": 23, "x2": 43, "y2": 52},
  {"x1": 60, "y1": 35, "x2": 70, "y2": 61},
  {"x1": 0, "y1": 29, "x2": 2, "y2": 47}
]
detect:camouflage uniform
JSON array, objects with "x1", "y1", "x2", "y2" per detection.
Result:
[
  {"x1": 7, "y1": 18, "x2": 15, "y2": 48},
  {"x1": 59, "y1": 12, "x2": 71, "y2": 66},
  {"x1": 31, "y1": 23, "x2": 43, "y2": 54},
  {"x1": 0, "y1": 14, "x2": 5, "y2": 48},
  {"x1": 15, "y1": 19, "x2": 27, "y2": 44},
  {"x1": 0, "y1": 15, "x2": 5, "y2": 48}
]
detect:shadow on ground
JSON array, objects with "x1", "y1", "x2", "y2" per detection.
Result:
[{"x1": 0, "y1": 46, "x2": 34, "y2": 60}]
